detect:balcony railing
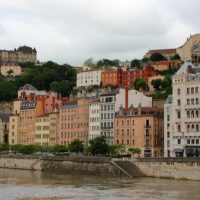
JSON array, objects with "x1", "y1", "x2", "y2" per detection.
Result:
[{"x1": 144, "y1": 124, "x2": 151, "y2": 128}]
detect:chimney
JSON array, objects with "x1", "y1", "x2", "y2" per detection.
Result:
[{"x1": 125, "y1": 87, "x2": 128, "y2": 112}]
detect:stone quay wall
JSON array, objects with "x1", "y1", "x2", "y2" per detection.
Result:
[
  {"x1": 133, "y1": 158, "x2": 200, "y2": 180},
  {"x1": 0, "y1": 155, "x2": 122, "y2": 176}
]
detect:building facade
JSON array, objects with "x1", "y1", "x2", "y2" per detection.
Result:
[
  {"x1": 0, "y1": 46, "x2": 37, "y2": 64},
  {"x1": 89, "y1": 99, "x2": 101, "y2": 140},
  {"x1": 76, "y1": 70, "x2": 103, "y2": 87},
  {"x1": 100, "y1": 93, "x2": 116, "y2": 144},
  {"x1": 165, "y1": 62, "x2": 200, "y2": 157},
  {"x1": 115, "y1": 105, "x2": 164, "y2": 157},
  {"x1": 1, "y1": 64, "x2": 22, "y2": 77}
]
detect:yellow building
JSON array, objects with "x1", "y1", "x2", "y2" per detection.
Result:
[{"x1": 35, "y1": 113, "x2": 58, "y2": 147}]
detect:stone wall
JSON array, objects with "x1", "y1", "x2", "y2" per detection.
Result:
[{"x1": 133, "y1": 158, "x2": 200, "y2": 180}]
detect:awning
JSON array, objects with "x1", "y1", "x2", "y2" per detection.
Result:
[{"x1": 174, "y1": 149, "x2": 184, "y2": 153}]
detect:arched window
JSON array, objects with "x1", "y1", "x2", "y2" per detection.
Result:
[
  {"x1": 187, "y1": 124, "x2": 190, "y2": 132},
  {"x1": 196, "y1": 124, "x2": 199, "y2": 132}
]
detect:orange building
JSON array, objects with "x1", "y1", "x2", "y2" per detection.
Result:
[
  {"x1": 59, "y1": 101, "x2": 78, "y2": 145},
  {"x1": 115, "y1": 105, "x2": 164, "y2": 157},
  {"x1": 77, "y1": 97, "x2": 89, "y2": 144},
  {"x1": 150, "y1": 60, "x2": 182, "y2": 71},
  {"x1": 18, "y1": 101, "x2": 36, "y2": 144},
  {"x1": 101, "y1": 69, "x2": 122, "y2": 87}
]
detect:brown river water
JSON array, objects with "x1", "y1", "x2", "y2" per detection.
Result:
[{"x1": 0, "y1": 168, "x2": 200, "y2": 200}]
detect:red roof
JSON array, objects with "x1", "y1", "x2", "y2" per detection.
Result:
[{"x1": 147, "y1": 48, "x2": 176, "y2": 54}]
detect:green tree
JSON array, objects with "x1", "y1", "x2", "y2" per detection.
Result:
[
  {"x1": 50, "y1": 81, "x2": 60, "y2": 92},
  {"x1": 161, "y1": 76, "x2": 172, "y2": 90},
  {"x1": 150, "y1": 53, "x2": 167, "y2": 61},
  {"x1": 151, "y1": 79, "x2": 162, "y2": 90},
  {"x1": 68, "y1": 139, "x2": 84, "y2": 153},
  {"x1": 84, "y1": 57, "x2": 95, "y2": 67},
  {"x1": 88, "y1": 136, "x2": 109, "y2": 155},
  {"x1": 0, "y1": 144, "x2": 9, "y2": 152},
  {"x1": 171, "y1": 54, "x2": 181, "y2": 60},
  {"x1": 134, "y1": 78, "x2": 149, "y2": 91},
  {"x1": 6, "y1": 69, "x2": 14, "y2": 77},
  {"x1": 131, "y1": 59, "x2": 141, "y2": 69},
  {"x1": 128, "y1": 147, "x2": 142, "y2": 157},
  {"x1": 109, "y1": 144, "x2": 126, "y2": 156},
  {"x1": 51, "y1": 144, "x2": 68, "y2": 154}
]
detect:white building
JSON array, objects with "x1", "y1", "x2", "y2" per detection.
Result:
[
  {"x1": 100, "y1": 93, "x2": 116, "y2": 144},
  {"x1": 76, "y1": 70, "x2": 103, "y2": 87},
  {"x1": 115, "y1": 88, "x2": 152, "y2": 111},
  {"x1": 164, "y1": 62, "x2": 200, "y2": 157},
  {"x1": 164, "y1": 95, "x2": 173, "y2": 157},
  {"x1": 1, "y1": 64, "x2": 22, "y2": 77},
  {"x1": 89, "y1": 99, "x2": 101, "y2": 140}
]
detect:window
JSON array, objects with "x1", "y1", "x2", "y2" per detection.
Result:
[
  {"x1": 191, "y1": 99, "x2": 194, "y2": 105},
  {"x1": 191, "y1": 87, "x2": 194, "y2": 94},
  {"x1": 127, "y1": 129, "x2": 129, "y2": 135},
  {"x1": 196, "y1": 139, "x2": 199, "y2": 144},
  {"x1": 196, "y1": 87, "x2": 198, "y2": 93},
  {"x1": 187, "y1": 124, "x2": 190, "y2": 132},
  {"x1": 196, "y1": 124, "x2": 199, "y2": 132},
  {"x1": 187, "y1": 88, "x2": 190, "y2": 94},
  {"x1": 177, "y1": 88, "x2": 181, "y2": 95},
  {"x1": 177, "y1": 99, "x2": 181, "y2": 106},
  {"x1": 178, "y1": 124, "x2": 181, "y2": 132},
  {"x1": 192, "y1": 139, "x2": 195, "y2": 144},
  {"x1": 187, "y1": 111, "x2": 190, "y2": 118},
  {"x1": 187, "y1": 139, "x2": 190, "y2": 144},
  {"x1": 187, "y1": 99, "x2": 190, "y2": 105},
  {"x1": 196, "y1": 111, "x2": 199, "y2": 118},
  {"x1": 177, "y1": 111, "x2": 181, "y2": 119},
  {"x1": 167, "y1": 132, "x2": 170, "y2": 138},
  {"x1": 178, "y1": 139, "x2": 181, "y2": 144}
]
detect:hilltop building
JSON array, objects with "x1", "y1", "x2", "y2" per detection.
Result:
[{"x1": 0, "y1": 46, "x2": 37, "y2": 64}]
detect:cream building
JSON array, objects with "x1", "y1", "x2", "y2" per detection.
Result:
[
  {"x1": 115, "y1": 88, "x2": 152, "y2": 111},
  {"x1": 1, "y1": 64, "x2": 22, "y2": 77},
  {"x1": 177, "y1": 34, "x2": 200, "y2": 61},
  {"x1": 89, "y1": 99, "x2": 101, "y2": 140},
  {"x1": 164, "y1": 62, "x2": 200, "y2": 157},
  {"x1": 35, "y1": 115, "x2": 50, "y2": 147},
  {"x1": 8, "y1": 100, "x2": 22, "y2": 145},
  {"x1": 76, "y1": 70, "x2": 103, "y2": 87}
]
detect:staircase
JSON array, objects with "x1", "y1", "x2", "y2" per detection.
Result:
[{"x1": 111, "y1": 159, "x2": 144, "y2": 177}]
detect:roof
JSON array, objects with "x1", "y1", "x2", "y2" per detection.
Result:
[
  {"x1": 17, "y1": 46, "x2": 36, "y2": 53},
  {"x1": 19, "y1": 84, "x2": 38, "y2": 91},
  {"x1": 176, "y1": 61, "x2": 195, "y2": 75},
  {"x1": 147, "y1": 48, "x2": 176, "y2": 55},
  {"x1": 0, "y1": 113, "x2": 9, "y2": 122}
]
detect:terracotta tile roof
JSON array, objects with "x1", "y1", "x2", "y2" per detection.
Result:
[{"x1": 147, "y1": 48, "x2": 176, "y2": 54}]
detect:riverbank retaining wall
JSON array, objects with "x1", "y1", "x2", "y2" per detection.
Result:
[{"x1": 132, "y1": 158, "x2": 200, "y2": 180}]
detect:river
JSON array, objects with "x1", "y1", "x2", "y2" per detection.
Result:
[{"x1": 0, "y1": 168, "x2": 199, "y2": 200}]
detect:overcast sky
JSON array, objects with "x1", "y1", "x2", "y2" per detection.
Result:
[{"x1": 0, "y1": 0, "x2": 199, "y2": 65}]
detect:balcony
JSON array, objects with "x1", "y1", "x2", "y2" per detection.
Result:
[{"x1": 144, "y1": 124, "x2": 151, "y2": 128}]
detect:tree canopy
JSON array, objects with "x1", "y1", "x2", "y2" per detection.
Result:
[
  {"x1": 150, "y1": 53, "x2": 167, "y2": 61},
  {"x1": 68, "y1": 139, "x2": 84, "y2": 153},
  {"x1": 0, "y1": 61, "x2": 77, "y2": 101},
  {"x1": 131, "y1": 59, "x2": 141, "y2": 69},
  {"x1": 88, "y1": 136, "x2": 109, "y2": 155},
  {"x1": 134, "y1": 78, "x2": 149, "y2": 91}
]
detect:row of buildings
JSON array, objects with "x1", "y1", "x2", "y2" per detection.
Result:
[
  {"x1": 76, "y1": 66, "x2": 159, "y2": 89},
  {"x1": 6, "y1": 61, "x2": 200, "y2": 158},
  {"x1": 7, "y1": 83, "x2": 164, "y2": 157}
]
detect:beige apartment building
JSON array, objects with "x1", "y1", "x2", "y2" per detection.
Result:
[{"x1": 115, "y1": 105, "x2": 164, "y2": 157}]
